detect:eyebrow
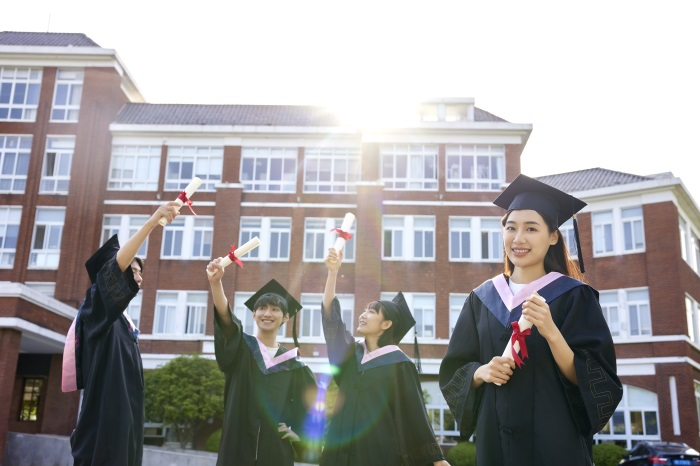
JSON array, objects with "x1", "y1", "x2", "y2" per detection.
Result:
[{"x1": 505, "y1": 220, "x2": 542, "y2": 225}]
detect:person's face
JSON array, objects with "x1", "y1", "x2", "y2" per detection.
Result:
[
  {"x1": 357, "y1": 303, "x2": 392, "y2": 337},
  {"x1": 253, "y1": 304, "x2": 289, "y2": 333},
  {"x1": 130, "y1": 260, "x2": 143, "y2": 288},
  {"x1": 503, "y1": 210, "x2": 559, "y2": 272}
]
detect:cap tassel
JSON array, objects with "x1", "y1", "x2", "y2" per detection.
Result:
[
  {"x1": 413, "y1": 329, "x2": 422, "y2": 373},
  {"x1": 573, "y1": 214, "x2": 585, "y2": 273},
  {"x1": 292, "y1": 313, "x2": 299, "y2": 349}
]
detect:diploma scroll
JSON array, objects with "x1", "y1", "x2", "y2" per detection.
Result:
[
  {"x1": 207, "y1": 237, "x2": 261, "y2": 276},
  {"x1": 158, "y1": 177, "x2": 203, "y2": 226},
  {"x1": 331, "y1": 213, "x2": 355, "y2": 257},
  {"x1": 494, "y1": 294, "x2": 545, "y2": 386}
]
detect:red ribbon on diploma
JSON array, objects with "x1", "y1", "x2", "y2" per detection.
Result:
[
  {"x1": 228, "y1": 245, "x2": 244, "y2": 268},
  {"x1": 177, "y1": 191, "x2": 198, "y2": 216},
  {"x1": 510, "y1": 321, "x2": 531, "y2": 368},
  {"x1": 330, "y1": 228, "x2": 353, "y2": 240}
]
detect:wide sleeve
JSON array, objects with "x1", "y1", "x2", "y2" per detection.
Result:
[
  {"x1": 558, "y1": 286, "x2": 623, "y2": 436},
  {"x1": 321, "y1": 297, "x2": 356, "y2": 376},
  {"x1": 289, "y1": 367, "x2": 322, "y2": 463},
  {"x1": 394, "y1": 364, "x2": 446, "y2": 466},
  {"x1": 439, "y1": 292, "x2": 485, "y2": 439},
  {"x1": 213, "y1": 302, "x2": 243, "y2": 373},
  {"x1": 81, "y1": 257, "x2": 140, "y2": 339}
]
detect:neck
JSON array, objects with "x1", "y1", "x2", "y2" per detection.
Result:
[
  {"x1": 364, "y1": 335, "x2": 380, "y2": 352},
  {"x1": 256, "y1": 331, "x2": 278, "y2": 348},
  {"x1": 510, "y1": 265, "x2": 547, "y2": 284}
]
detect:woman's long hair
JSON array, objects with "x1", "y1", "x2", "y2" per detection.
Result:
[{"x1": 501, "y1": 211, "x2": 584, "y2": 282}]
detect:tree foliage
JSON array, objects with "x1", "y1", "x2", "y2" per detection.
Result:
[
  {"x1": 144, "y1": 354, "x2": 225, "y2": 449},
  {"x1": 592, "y1": 442, "x2": 628, "y2": 466}
]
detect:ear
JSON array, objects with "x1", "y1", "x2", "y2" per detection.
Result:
[
  {"x1": 549, "y1": 230, "x2": 559, "y2": 246},
  {"x1": 282, "y1": 314, "x2": 290, "y2": 324},
  {"x1": 381, "y1": 320, "x2": 393, "y2": 331}
]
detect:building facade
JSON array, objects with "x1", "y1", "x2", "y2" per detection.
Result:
[{"x1": 1, "y1": 31, "x2": 699, "y2": 458}]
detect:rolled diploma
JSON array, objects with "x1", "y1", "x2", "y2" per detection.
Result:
[
  {"x1": 207, "y1": 237, "x2": 261, "y2": 276},
  {"x1": 494, "y1": 294, "x2": 544, "y2": 386},
  {"x1": 158, "y1": 177, "x2": 203, "y2": 226},
  {"x1": 333, "y1": 213, "x2": 356, "y2": 252}
]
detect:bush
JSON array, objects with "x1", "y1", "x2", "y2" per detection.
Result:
[
  {"x1": 205, "y1": 429, "x2": 221, "y2": 453},
  {"x1": 446, "y1": 441, "x2": 477, "y2": 466},
  {"x1": 592, "y1": 442, "x2": 628, "y2": 466}
]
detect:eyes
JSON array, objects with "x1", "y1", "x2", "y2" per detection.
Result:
[{"x1": 504, "y1": 225, "x2": 540, "y2": 232}]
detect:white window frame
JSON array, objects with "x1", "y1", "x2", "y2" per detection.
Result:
[
  {"x1": 0, "y1": 206, "x2": 21, "y2": 268},
  {"x1": 0, "y1": 135, "x2": 32, "y2": 193},
  {"x1": 679, "y1": 214, "x2": 700, "y2": 275},
  {"x1": 592, "y1": 210, "x2": 614, "y2": 255},
  {"x1": 599, "y1": 287, "x2": 652, "y2": 340},
  {"x1": 40, "y1": 136, "x2": 74, "y2": 194},
  {"x1": 108, "y1": 145, "x2": 161, "y2": 190},
  {"x1": 445, "y1": 144, "x2": 505, "y2": 191},
  {"x1": 241, "y1": 147, "x2": 297, "y2": 192},
  {"x1": 381, "y1": 144, "x2": 438, "y2": 190},
  {"x1": 50, "y1": 69, "x2": 83, "y2": 122},
  {"x1": 559, "y1": 218, "x2": 578, "y2": 258},
  {"x1": 382, "y1": 215, "x2": 435, "y2": 261},
  {"x1": 592, "y1": 206, "x2": 646, "y2": 257},
  {"x1": 303, "y1": 217, "x2": 356, "y2": 262},
  {"x1": 380, "y1": 292, "x2": 435, "y2": 340},
  {"x1": 29, "y1": 207, "x2": 65, "y2": 269},
  {"x1": 165, "y1": 146, "x2": 223, "y2": 192},
  {"x1": 153, "y1": 291, "x2": 208, "y2": 337},
  {"x1": 449, "y1": 294, "x2": 468, "y2": 337},
  {"x1": 448, "y1": 216, "x2": 504, "y2": 262},
  {"x1": 621, "y1": 207, "x2": 645, "y2": 253},
  {"x1": 300, "y1": 293, "x2": 355, "y2": 341},
  {"x1": 0, "y1": 67, "x2": 42, "y2": 121},
  {"x1": 594, "y1": 384, "x2": 660, "y2": 450},
  {"x1": 303, "y1": 147, "x2": 360, "y2": 193},
  {"x1": 127, "y1": 291, "x2": 142, "y2": 329},
  {"x1": 233, "y1": 292, "x2": 286, "y2": 338},
  {"x1": 102, "y1": 214, "x2": 150, "y2": 258},
  {"x1": 239, "y1": 217, "x2": 291, "y2": 261},
  {"x1": 686, "y1": 295, "x2": 700, "y2": 347},
  {"x1": 161, "y1": 216, "x2": 214, "y2": 260}
]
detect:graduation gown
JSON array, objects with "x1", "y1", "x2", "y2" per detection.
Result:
[
  {"x1": 70, "y1": 257, "x2": 144, "y2": 466},
  {"x1": 320, "y1": 298, "x2": 445, "y2": 466},
  {"x1": 213, "y1": 304, "x2": 319, "y2": 466},
  {"x1": 439, "y1": 272, "x2": 623, "y2": 466}
]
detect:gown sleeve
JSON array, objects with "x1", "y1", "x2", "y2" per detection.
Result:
[
  {"x1": 439, "y1": 292, "x2": 485, "y2": 439},
  {"x1": 81, "y1": 257, "x2": 140, "y2": 339},
  {"x1": 321, "y1": 297, "x2": 356, "y2": 384},
  {"x1": 394, "y1": 364, "x2": 446, "y2": 466},
  {"x1": 213, "y1": 302, "x2": 243, "y2": 374},
  {"x1": 557, "y1": 286, "x2": 623, "y2": 436}
]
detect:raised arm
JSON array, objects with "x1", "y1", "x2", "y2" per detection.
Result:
[
  {"x1": 115, "y1": 201, "x2": 181, "y2": 272},
  {"x1": 322, "y1": 248, "x2": 342, "y2": 316},
  {"x1": 206, "y1": 257, "x2": 235, "y2": 335}
]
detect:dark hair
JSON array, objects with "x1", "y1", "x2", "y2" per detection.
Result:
[
  {"x1": 253, "y1": 293, "x2": 289, "y2": 316},
  {"x1": 133, "y1": 257, "x2": 144, "y2": 273},
  {"x1": 501, "y1": 211, "x2": 584, "y2": 282},
  {"x1": 364, "y1": 301, "x2": 396, "y2": 348}
]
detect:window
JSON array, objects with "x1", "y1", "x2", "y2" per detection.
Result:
[
  {"x1": 50, "y1": 69, "x2": 83, "y2": 122},
  {"x1": 445, "y1": 144, "x2": 505, "y2": 191},
  {"x1": 593, "y1": 207, "x2": 645, "y2": 256},
  {"x1": 380, "y1": 292, "x2": 435, "y2": 339},
  {"x1": 161, "y1": 216, "x2": 213, "y2": 260},
  {"x1": 18, "y1": 378, "x2": 43, "y2": 421},
  {"x1": 599, "y1": 288, "x2": 651, "y2": 339},
  {"x1": 449, "y1": 294, "x2": 467, "y2": 337},
  {"x1": 381, "y1": 144, "x2": 437, "y2": 190},
  {"x1": 687, "y1": 296, "x2": 700, "y2": 346},
  {"x1": 108, "y1": 145, "x2": 161, "y2": 190},
  {"x1": 233, "y1": 292, "x2": 286, "y2": 337},
  {"x1": 40, "y1": 136, "x2": 74, "y2": 194},
  {"x1": 303, "y1": 218, "x2": 356, "y2": 262},
  {"x1": 383, "y1": 216, "x2": 435, "y2": 260},
  {"x1": 153, "y1": 291, "x2": 208, "y2": 336},
  {"x1": 559, "y1": 218, "x2": 578, "y2": 257},
  {"x1": 680, "y1": 217, "x2": 689, "y2": 262},
  {"x1": 622, "y1": 207, "x2": 645, "y2": 252},
  {"x1": 0, "y1": 67, "x2": 41, "y2": 121},
  {"x1": 127, "y1": 291, "x2": 142, "y2": 329},
  {"x1": 595, "y1": 385, "x2": 660, "y2": 450},
  {"x1": 300, "y1": 294, "x2": 354, "y2": 339},
  {"x1": 102, "y1": 215, "x2": 150, "y2": 258},
  {"x1": 241, "y1": 147, "x2": 297, "y2": 192},
  {"x1": 25, "y1": 282, "x2": 56, "y2": 298},
  {"x1": 165, "y1": 146, "x2": 222, "y2": 191},
  {"x1": 239, "y1": 217, "x2": 291, "y2": 261},
  {"x1": 449, "y1": 217, "x2": 503, "y2": 262},
  {"x1": 0, "y1": 206, "x2": 21, "y2": 268},
  {"x1": 593, "y1": 211, "x2": 614, "y2": 255},
  {"x1": 679, "y1": 216, "x2": 700, "y2": 275},
  {"x1": 29, "y1": 208, "x2": 65, "y2": 269},
  {"x1": 303, "y1": 147, "x2": 360, "y2": 193},
  {"x1": 0, "y1": 135, "x2": 32, "y2": 193},
  {"x1": 695, "y1": 381, "x2": 700, "y2": 433}
]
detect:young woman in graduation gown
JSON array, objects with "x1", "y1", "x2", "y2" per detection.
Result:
[
  {"x1": 320, "y1": 248, "x2": 450, "y2": 466},
  {"x1": 206, "y1": 260, "x2": 320, "y2": 466},
  {"x1": 439, "y1": 174, "x2": 623, "y2": 466}
]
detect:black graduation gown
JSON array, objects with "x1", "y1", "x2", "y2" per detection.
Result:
[
  {"x1": 70, "y1": 258, "x2": 144, "y2": 466},
  {"x1": 439, "y1": 273, "x2": 623, "y2": 466},
  {"x1": 320, "y1": 297, "x2": 445, "y2": 466},
  {"x1": 213, "y1": 304, "x2": 320, "y2": 466}
]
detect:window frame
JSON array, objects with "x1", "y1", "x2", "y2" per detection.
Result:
[
  {"x1": 303, "y1": 146, "x2": 360, "y2": 193},
  {"x1": 160, "y1": 216, "x2": 214, "y2": 260},
  {"x1": 599, "y1": 287, "x2": 652, "y2": 340},
  {"x1": 29, "y1": 207, "x2": 65, "y2": 269},
  {"x1": 40, "y1": 136, "x2": 75, "y2": 194},
  {"x1": 0, "y1": 135, "x2": 32, "y2": 193},
  {"x1": 380, "y1": 144, "x2": 438, "y2": 191},
  {"x1": 152, "y1": 290, "x2": 209, "y2": 337},
  {"x1": 102, "y1": 214, "x2": 150, "y2": 259},
  {"x1": 238, "y1": 217, "x2": 292, "y2": 262},
  {"x1": 445, "y1": 144, "x2": 505, "y2": 191},
  {"x1": 108, "y1": 145, "x2": 162, "y2": 191},
  {"x1": 0, "y1": 205, "x2": 21, "y2": 268},
  {"x1": 50, "y1": 69, "x2": 83, "y2": 122},
  {"x1": 164, "y1": 145, "x2": 223, "y2": 192},
  {"x1": 0, "y1": 67, "x2": 42, "y2": 121},
  {"x1": 382, "y1": 215, "x2": 436, "y2": 261},
  {"x1": 303, "y1": 217, "x2": 356, "y2": 262},
  {"x1": 240, "y1": 147, "x2": 298, "y2": 193}
]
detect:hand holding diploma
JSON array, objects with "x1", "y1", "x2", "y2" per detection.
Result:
[
  {"x1": 206, "y1": 237, "x2": 261, "y2": 276},
  {"x1": 330, "y1": 213, "x2": 355, "y2": 262},
  {"x1": 158, "y1": 177, "x2": 202, "y2": 226}
]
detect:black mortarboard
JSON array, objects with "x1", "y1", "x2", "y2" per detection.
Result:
[
  {"x1": 85, "y1": 234, "x2": 120, "y2": 284},
  {"x1": 244, "y1": 279, "x2": 303, "y2": 347},
  {"x1": 377, "y1": 291, "x2": 422, "y2": 372},
  {"x1": 493, "y1": 174, "x2": 588, "y2": 271}
]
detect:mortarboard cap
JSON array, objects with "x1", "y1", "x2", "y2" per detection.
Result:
[
  {"x1": 85, "y1": 234, "x2": 120, "y2": 284},
  {"x1": 377, "y1": 292, "x2": 422, "y2": 372},
  {"x1": 244, "y1": 279, "x2": 302, "y2": 318}
]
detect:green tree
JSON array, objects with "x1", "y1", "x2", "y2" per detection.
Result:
[
  {"x1": 144, "y1": 354, "x2": 225, "y2": 449},
  {"x1": 592, "y1": 443, "x2": 628, "y2": 466}
]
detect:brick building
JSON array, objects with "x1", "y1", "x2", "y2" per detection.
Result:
[{"x1": 1, "y1": 31, "x2": 699, "y2": 457}]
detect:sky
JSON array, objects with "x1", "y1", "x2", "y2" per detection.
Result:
[{"x1": 3, "y1": 0, "x2": 699, "y2": 203}]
